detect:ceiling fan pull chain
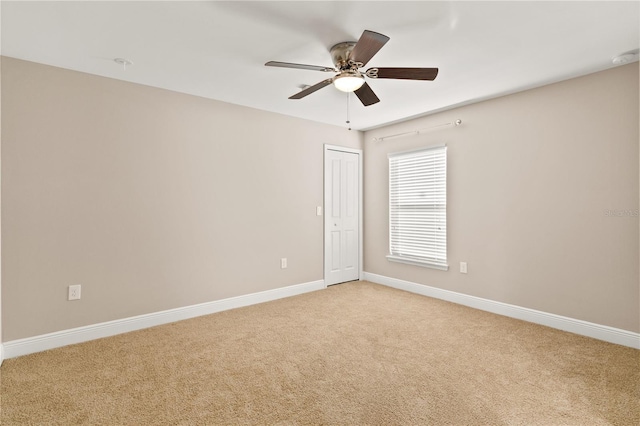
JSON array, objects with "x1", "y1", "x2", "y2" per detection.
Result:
[{"x1": 346, "y1": 92, "x2": 351, "y2": 131}]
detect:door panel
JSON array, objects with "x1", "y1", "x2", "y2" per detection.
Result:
[
  {"x1": 331, "y1": 231, "x2": 341, "y2": 271},
  {"x1": 346, "y1": 161, "x2": 356, "y2": 218},
  {"x1": 331, "y1": 159, "x2": 341, "y2": 217},
  {"x1": 325, "y1": 148, "x2": 360, "y2": 285},
  {"x1": 345, "y1": 230, "x2": 356, "y2": 270}
]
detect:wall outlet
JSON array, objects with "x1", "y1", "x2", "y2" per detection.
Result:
[
  {"x1": 68, "y1": 284, "x2": 81, "y2": 300},
  {"x1": 281, "y1": 258, "x2": 287, "y2": 269},
  {"x1": 460, "y1": 262, "x2": 468, "y2": 274}
]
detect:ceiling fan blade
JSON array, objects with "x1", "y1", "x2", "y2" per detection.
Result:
[
  {"x1": 265, "y1": 61, "x2": 335, "y2": 72},
  {"x1": 354, "y1": 82, "x2": 380, "y2": 106},
  {"x1": 369, "y1": 67, "x2": 439, "y2": 81},
  {"x1": 350, "y1": 30, "x2": 390, "y2": 67},
  {"x1": 289, "y1": 78, "x2": 334, "y2": 99}
]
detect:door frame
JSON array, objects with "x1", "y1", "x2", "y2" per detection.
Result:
[{"x1": 323, "y1": 144, "x2": 363, "y2": 286}]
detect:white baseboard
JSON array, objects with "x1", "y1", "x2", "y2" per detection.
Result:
[
  {"x1": 3, "y1": 280, "x2": 326, "y2": 360},
  {"x1": 363, "y1": 272, "x2": 640, "y2": 349}
]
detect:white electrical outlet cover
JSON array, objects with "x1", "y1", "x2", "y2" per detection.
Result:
[{"x1": 68, "y1": 284, "x2": 81, "y2": 300}]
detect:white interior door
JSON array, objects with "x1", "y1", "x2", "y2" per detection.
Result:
[{"x1": 324, "y1": 146, "x2": 361, "y2": 286}]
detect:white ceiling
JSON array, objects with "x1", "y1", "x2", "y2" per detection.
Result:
[{"x1": 2, "y1": 1, "x2": 639, "y2": 130}]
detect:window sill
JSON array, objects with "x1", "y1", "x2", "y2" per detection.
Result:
[{"x1": 386, "y1": 255, "x2": 449, "y2": 271}]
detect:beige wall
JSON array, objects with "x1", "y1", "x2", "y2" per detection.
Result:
[
  {"x1": 1, "y1": 57, "x2": 362, "y2": 341},
  {"x1": 2, "y1": 57, "x2": 638, "y2": 343},
  {"x1": 364, "y1": 63, "x2": 639, "y2": 333}
]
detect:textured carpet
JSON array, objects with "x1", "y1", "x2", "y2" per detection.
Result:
[{"x1": 1, "y1": 281, "x2": 638, "y2": 425}]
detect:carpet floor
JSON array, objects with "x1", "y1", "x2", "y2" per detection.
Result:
[{"x1": 1, "y1": 281, "x2": 638, "y2": 425}]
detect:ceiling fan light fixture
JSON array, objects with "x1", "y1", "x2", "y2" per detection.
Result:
[{"x1": 333, "y1": 71, "x2": 365, "y2": 92}]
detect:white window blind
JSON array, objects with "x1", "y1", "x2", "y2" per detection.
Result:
[{"x1": 387, "y1": 145, "x2": 448, "y2": 270}]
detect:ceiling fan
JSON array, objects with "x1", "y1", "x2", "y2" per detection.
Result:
[{"x1": 265, "y1": 30, "x2": 438, "y2": 106}]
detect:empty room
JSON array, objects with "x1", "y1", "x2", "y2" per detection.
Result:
[{"x1": 0, "y1": 1, "x2": 638, "y2": 424}]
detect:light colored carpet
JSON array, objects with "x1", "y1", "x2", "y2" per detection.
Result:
[{"x1": 1, "y1": 281, "x2": 638, "y2": 425}]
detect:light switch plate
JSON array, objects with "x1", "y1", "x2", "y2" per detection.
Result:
[{"x1": 460, "y1": 262, "x2": 468, "y2": 274}]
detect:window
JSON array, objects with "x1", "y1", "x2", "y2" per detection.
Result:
[{"x1": 387, "y1": 145, "x2": 448, "y2": 270}]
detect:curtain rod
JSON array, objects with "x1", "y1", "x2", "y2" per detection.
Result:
[{"x1": 372, "y1": 119, "x2": 462, "y2": 142}]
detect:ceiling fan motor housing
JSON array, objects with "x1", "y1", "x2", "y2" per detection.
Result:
[{"x1": 330, "y1": 41, "x2": 361, "y2": 70}]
